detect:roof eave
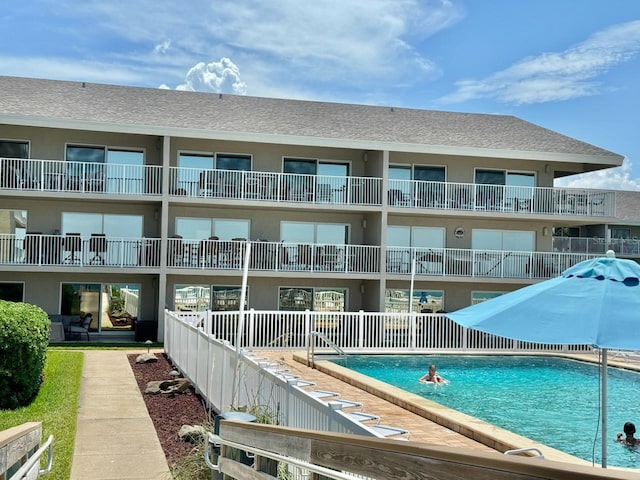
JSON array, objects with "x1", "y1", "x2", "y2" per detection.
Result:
[{"x1": 1, "y1": 113, "x2": 624, "y2": 167}]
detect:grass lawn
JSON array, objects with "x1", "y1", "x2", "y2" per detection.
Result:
[{"x1": 0, "y1": 350, "x2": 83, "y2": 480}]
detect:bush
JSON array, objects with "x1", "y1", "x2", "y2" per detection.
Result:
[{"x1": 0, "y1": 300, "x2": 50, "y2": 409}]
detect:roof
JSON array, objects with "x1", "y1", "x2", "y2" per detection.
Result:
[
  {"x1": 0, "y1": 75, "x2": 624, "y2": 165},
  {"x1": 615, "y1": 191, "x2": 640, "y2": 225}
]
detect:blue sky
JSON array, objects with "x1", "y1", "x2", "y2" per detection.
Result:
[{"x1": 3, "y1": 0, "x2": 640, "y2": 190}]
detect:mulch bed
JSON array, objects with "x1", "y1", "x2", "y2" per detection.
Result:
[{"x1": 127, "y1": 353, "x2": 211, "y2": 466}]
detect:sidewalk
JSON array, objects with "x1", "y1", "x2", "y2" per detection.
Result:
[{"x1": 70, "y1": 350, "x2": 170, "y2": 480}]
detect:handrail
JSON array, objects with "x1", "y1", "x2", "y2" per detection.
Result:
[
  {"x1": 206, "y1": 432, "x2": 361, "y2": 480},
  {"x1": 308, "y1": 330, "x2": 346, "y2": 368},
  {"x1": 9, "y1": 434, "x2": 54, "y2": 479}
]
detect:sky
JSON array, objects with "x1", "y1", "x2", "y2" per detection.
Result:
[{"x1": 3, "y1": 0, "x2": 640, "y2": 190}]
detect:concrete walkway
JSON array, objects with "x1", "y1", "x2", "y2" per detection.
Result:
[{"x1": 70, "y1": 351, "x2": 170, "y2": 480}]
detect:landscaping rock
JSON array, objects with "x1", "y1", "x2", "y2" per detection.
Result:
[
  {"x1": 178, "y1": 424, "x2": 208, "y2": 444},
  {"x1": 136, "y1": 353, "x2": 158, "y2": 364},
  {"x1": 145, "y1": 378, "x2": 191, "y2": 394}
]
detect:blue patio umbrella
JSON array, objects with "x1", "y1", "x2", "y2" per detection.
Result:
[{"x1": 446, "y1": 251, "x2": 640, "y2": 468}]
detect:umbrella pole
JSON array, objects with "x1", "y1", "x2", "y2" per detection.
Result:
[{"x1": 601, "y1": 348, "x2": 608, "y2": 468}]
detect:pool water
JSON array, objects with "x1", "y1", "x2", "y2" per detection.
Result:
[{"x1": 339, "y1": 355, "x2": 640, "y2": 469}]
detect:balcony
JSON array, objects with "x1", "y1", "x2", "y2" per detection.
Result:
[
  {"x1": 553, "y1": 236, "x2": 640, "y2": 257},
  {"x1": 167, "y1": 238, "x2": 381, "y2": 274},
  {"x1": 0, "y1": 233, "x2": 161, "y2": 267},
  {"x1": 387, "y1": 179, "x2": 615, "y2": 217},
  {"x1": 0, "y1": 157, "x2": 163, "y2": 195},
  {"x1": 169, "y1": 167, "x2": 382, "y2": 206},
  {"x1": 386, "y1": 246, "x2": 597, "y2": 279}
]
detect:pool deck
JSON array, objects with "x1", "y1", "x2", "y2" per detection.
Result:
[{"x1": 254, "y1": 350, "x2": 599, "y2": 466}]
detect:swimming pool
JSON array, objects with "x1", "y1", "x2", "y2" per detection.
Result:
[{"x1": 338, "y1": 355, "x2": 640, "y2": 469}]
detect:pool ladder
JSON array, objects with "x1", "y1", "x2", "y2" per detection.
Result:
[{"x1": 307, "y1": 331, "x2": 346, "y2": 368}]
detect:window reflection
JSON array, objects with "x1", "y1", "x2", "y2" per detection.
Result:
[
  {"x1": 384, "y1": 289, "x2": 443, "y2": 313},
  {"x1": 278, "y1": 287, "x2": 346, "y2": 311}
]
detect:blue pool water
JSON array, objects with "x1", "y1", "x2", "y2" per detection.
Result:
[{"x1": 339, "y1": 355, "x2": 640, "y2": 468}]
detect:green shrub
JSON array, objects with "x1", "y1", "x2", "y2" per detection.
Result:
[{"x1": 0, "y1": 300, "x2": 50, "y2": 409}]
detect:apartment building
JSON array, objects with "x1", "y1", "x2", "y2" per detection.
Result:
[{"x1": 0, "y1": 75, "x2": 625, "y2": 341}]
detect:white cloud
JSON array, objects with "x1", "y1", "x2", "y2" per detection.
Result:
[
  {"x1": 173, "y1": 57, "x2": 248, "y2": 95},
  {"x1": 554, "y1": 158, "x2": 640, "y2": 191},
  {"x1": 440, "y1": 20, "x2": 640, "y2": 105},
  {"x1": 153, "y1": 40, "x2": 171, "y2": 55}
]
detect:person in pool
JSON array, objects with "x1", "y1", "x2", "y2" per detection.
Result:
[
  {"x1": 617, "y1": 422, "x2": 640, "y2": 445},
  {"x1": 419, "y1": 364, "x2": 449, "y2": 384}
]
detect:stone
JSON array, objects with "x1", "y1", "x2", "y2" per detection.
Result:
[
  {"x1": 136, "y1": 353, "x2": 158, "y2": 364},
  {"x1": 145, "y1": 378, "x2": 191, "y2": 394},
  {"x1": 178, "y1": 424, "x2": 208, "y2": 444}
]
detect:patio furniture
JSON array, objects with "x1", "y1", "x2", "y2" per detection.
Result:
[
  {"x1": 89, "y1": 233, "x2": 107, "y2": 264},
  {"x1": 66, "y1": 313, "x2": 92, "y2": 341},
  {"x1": 62, "y1": 233, "x2": 82, "y2": 264}
]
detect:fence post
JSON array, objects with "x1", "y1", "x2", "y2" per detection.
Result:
[
  {"x1": 247, "y1": 309, "x2": 255, "y2": 348},
  {"x1": 304, "y1": 309, "x2": 311, "y2": 348},
  {"x1": 409, "y1": 311, "x2": 417, "y2": 350},
  {"x1": 358, "y1": 310, "x2": 365, "y2": 349}
]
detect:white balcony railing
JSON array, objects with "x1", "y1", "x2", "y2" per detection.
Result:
[
  {"x1": 553, "y1": 236, "x2": 640, "y2": 257},
  {"x1": 388, "y1": 179, "x2": 615, "y2": 217},
  {"x1": 169, "y1": 167, "x2": 382, "y2": 205},
  {"x1": 1, "y1": 233, "x2": 600, "y2": 278},
  {"x1": 0, "y1": 233, "x2": 161, "y2": 267},
  {"x1": 0, "y1": 158, "x2": 617, "y2": 217},
  {"x1": 385, "y1": 246, "x2": 597, "y2": 278},
  {"x1": 0, "y1": 157, "x2": 163, "y2": 195},
  {"x1": 167, "y1": 238, "x2": 381, "y2": 274}
]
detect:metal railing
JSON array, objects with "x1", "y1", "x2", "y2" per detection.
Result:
[
  {"x1": 180, "y1": 309, "x2": 590, "y2": 353},
  {"x1": 553, "y1": 236, "x2": 640, "y2": 257},
  {"x1": 385, "y1": 247, "x2": 597, "y2": 278},
  {"x1": 0, "y1": 157, "x2": 162, "y2": 195},
  {"x1": 388, "y1": 179, "x2": 615, "y2": 217},
  {"x1": 169, "y1": 167, "x2": 382, "y2": 206},
  {"x1": 167, "y1": 238, "x2": 381, "y2": 273},
  {"x1": 0, "y1": 233, "x2": 161, "y2": 267},
  {"x1": 1, "y1": 233, "x2": 599, "y2": 278},
  {"x1": 0, "y1": 158, "x2": 617, "y2": 218}
]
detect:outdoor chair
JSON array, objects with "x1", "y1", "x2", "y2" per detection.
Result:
[{"x1": 66, "y1": 313, "x2": 92, "y2": 341}]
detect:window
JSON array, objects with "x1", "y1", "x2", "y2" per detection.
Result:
[
  {"x1": 61, "y1": 282, "x2": 140, "y2": 332},
  {"x1": 386, "y1": 226, "x2": 444, "y2": 247},
  {"x1": 212, "y1": 286, "x2": 247, "y2": 311},
  {"x1": 611, "y1": 228, "x2": 631, "y2": 239},
  {"x1": 175, "y1": 217, "x2": 250, "y2": 241},
  {"x1": 174, "y1": 284, "x2": 211, "y2": 312},
  {"x1": 472, "y1": 229, "x2": 534, "y2": 251},
  {"x1": 0, "y1": 140, "x2": 29, "y2": 158},
  {"x1": 384, "y1": 289, "x2": 444, "y2": 313},
  {"x1": 216, "y1": 153, "x2": 251, "y2": 171},
  {"x1": 62, "y1": 213, "x2": 143, "y2": 237},
  {"x1": 280, "y1": 222, "x2": 348, "y2": 244},
  {"x1": 413, "y1": 166, "x2": 445, "y2": 182},
  {"x1": 106, "y1": 150, "x2": 144, "y2": 194},
  {"x1": 471, "y1": 291, "x2": 504, "y2": 305},
  {"x1": 173, "y1": 284, "x2": 248, "y2": 311},
  {"x1": 278, "y1": 287, "x2": 346, "y2": 311},
  {"x1": 475, "y1": 169, "x2": 535, "y2": 209},
  {"x1": 0, "y1": 282, "x2": 24, "y2": 302}
]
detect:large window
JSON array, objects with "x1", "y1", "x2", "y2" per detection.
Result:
[
  {"x1": 174, "y1": 284, "x2": 247, "y2": 311},
  {"x1": 66, "y1": 145, "x2": 144, "y2": 193},
  {"x1": 0, "y1": 282, "x2": 24, "y2": 302},
  {"x1": 475, "y1": 169, "x2": 535, "y2": 208},
  {"x1": 175, "y1": 217, "x2": 250, "y2": 240},
  {"x1": 0, "y1": 140, "x2": 29, "y2": 158},
  {"x1": 278, "y1": 287, "x2": 346, "y2": 312},
  {"x1": 62, "y1": 213, "x2": 143, "y2": 237},
  {"x1": 384, "y1": 289, "x2": 444, "y2": 313},
  {"x1": 472, "y1": 229, "x2": 534, "y2": 277},
  {"x1": 61, "y1": 282, "x2": 140, "y2": 332},
  {"x1": 280, "y1": 222, "x2": 348, "y2": 244}
]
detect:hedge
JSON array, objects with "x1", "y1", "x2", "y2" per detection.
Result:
[{"x1": 0, "y1": 300, "x2": 50, "y2": 409}]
